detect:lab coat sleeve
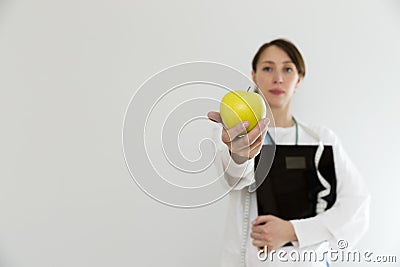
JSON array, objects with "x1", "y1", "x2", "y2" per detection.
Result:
[
  {"x1": 211, "y1": 124, "x2": 255, "y2": 190},
  {"x1": 290, "y1": 129, "x2": 370, "y2": 249}
]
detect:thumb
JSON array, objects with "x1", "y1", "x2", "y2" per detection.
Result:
[{"x1": 207, "y1": 111, "x2": 222, "y2": 124}]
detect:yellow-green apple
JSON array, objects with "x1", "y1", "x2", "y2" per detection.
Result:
[{"x1": 220, "y1": 90, "x2": 266, "y2": 133}]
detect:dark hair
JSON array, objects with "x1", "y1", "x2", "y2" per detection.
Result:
[{"x1": 252, "y1": 38, "x2": 306, "y2": 78}]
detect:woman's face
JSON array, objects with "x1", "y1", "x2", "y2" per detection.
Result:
[{"x1": 252, "y1": 45, "x2": 302, "y2": 110}]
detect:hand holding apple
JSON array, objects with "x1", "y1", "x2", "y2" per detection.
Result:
[
  {"x1": 207, "y1": 89, "x2": 268, "y2": 164},
  {"x1": 220, "y1": 90, "x2": 267, "y2": 133},
  {"x1": 207, "y1": 111, "x2": 268, "y2": 164}
]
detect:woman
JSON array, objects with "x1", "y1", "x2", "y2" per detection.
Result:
[{"x1": 208, "y1": 39, "x2": 370, "y2": 267}]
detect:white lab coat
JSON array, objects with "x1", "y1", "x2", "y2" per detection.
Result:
[{"x1": 212, "y1": 120, "x2": 370, "y2": 267}]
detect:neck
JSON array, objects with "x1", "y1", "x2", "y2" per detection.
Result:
[{"x1": 271, "y1": 106, "x2": 294, "y2": 128}]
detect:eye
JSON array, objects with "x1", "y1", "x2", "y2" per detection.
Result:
[
  {"x1": 285, "y1": 67, "x2": 293, "y2": 73},
  {"x1": 263, "y1": 66, "x2": 272, "y2": 72}
]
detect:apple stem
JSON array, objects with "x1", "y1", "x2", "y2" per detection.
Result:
[{"x1": 247, "y1": 86, "x2": 251, "y2": 92}]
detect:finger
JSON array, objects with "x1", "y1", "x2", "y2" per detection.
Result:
[
  {"x1": 207, "y1": 111, "x2": 222, "y2": 123},
  {"x1": 224, "y1": 134, "x2": 255, "y2": 159},
  {"x1": 246, "y1": 118, "x2": 269, "y2": 146},
  {"x1": 251, "y1": 225, "x2": 264, "y2": 234},
  {"x1": 268, "y1": 245, "x2": 278, "y2": 252},
  {"x1": 250, "y1": 232, "x2": 264, "y2": 240},
  {"x1": 230, "y1": 138, "x2": 262, "y2": 160},
  {"x1": 231, "y1": 119, "x2": 268, "y2": 151},
  {"x1": 248, "y1": 130, "x2": 268, "y2": 157},
  {"x1": 248, "y1": 141, "x2": 263, "y2": 159},
  {"x1": 252, "y1": 215, "x2": 269, "y2": 226},
  {"x1": 252, "y1": 215, "x2": 276, "y2": 226},
  {"x1": 229, "y1": 136, "x2": 251, "y2": 154},
  {"x1": 249, "y1": 131, "x2": 266, "y2": 151},
  {"x1": 252, "y1": 239, "x2": 266, "y2": 248},
  {"x1": 231, "y1": 127, "x2": 266, "y2": 156},
  {"x1": 221, "y1": 121, "x2": 249, "y2": 144}
]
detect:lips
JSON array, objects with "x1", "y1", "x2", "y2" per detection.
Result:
[{"x1": 269, "y1": 89, "x2": 285, "y2": 95}]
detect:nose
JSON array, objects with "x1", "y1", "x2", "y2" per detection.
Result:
[{"x1": 273, "y1": 72, "x2": 283, "y2": 84}]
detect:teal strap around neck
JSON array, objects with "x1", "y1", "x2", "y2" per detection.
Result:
[{"x1": 293, "y1": 116, "x2": 299, "y2": 145}]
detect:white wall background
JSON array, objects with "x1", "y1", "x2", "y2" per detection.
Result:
[{"x1": 1, "y1": 0, "x2": 399, "y2": 266}]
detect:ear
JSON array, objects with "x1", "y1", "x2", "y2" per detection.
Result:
[
  {"x1": 294, "y1": 76, "x2": 303, "y2": 90},
  {"x1": 251, "y1": 70, "x2": 257, "y2": 86}
]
